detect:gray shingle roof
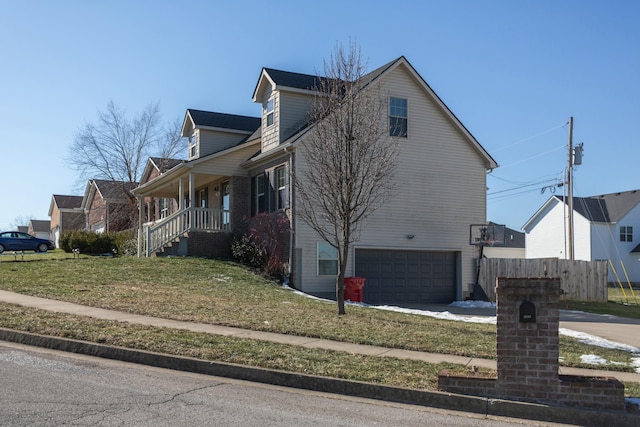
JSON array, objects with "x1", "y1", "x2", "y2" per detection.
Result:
[
  {"x1": 93, "y1": 180, "x2": 137, "y2": 202},
  {"x1": 187, "y1": 109, "x2": 260, "y2": 132},
  {"x1": 262, "y1": 68, "x2": 324, "y2": 91},
  {"x1": 29, "y1": 220, "x2": 50, "y2": 233},
  {"x1": 149, "y1": 157, "x2": 184, "y2": 173},
  {"x1": 53, "y1": 194, "x2": 83, "y2": 209},
  {"x1": 556, "y1": 189, "x2": 640, "y2": 223}
]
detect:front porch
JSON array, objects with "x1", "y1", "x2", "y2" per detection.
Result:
[
  {"x1": 133, "y1": 169, "x2": 251, "y2": 257},
  {"x1": 140, "y1": 206, "x2": 231, "y2": 257}
]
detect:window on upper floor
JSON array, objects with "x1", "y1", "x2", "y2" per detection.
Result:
[
  {"x1": 265, "y1": 98, "x2": 274, "y2": 127},
  {"x1": 389, "y1": 97, "x2": 407, "y2": 137},
  {"x1": 620, "y1": 226, "x2": 633, "y2": 242},
  {"x1": 188, "y1": 131, "x2": 198, "y2": 158}
]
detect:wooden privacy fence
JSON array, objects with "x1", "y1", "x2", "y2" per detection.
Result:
[{"x1": 477, "y1": 258, "x2": 608, "y2": 302}]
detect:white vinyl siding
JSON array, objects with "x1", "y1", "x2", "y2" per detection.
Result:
[{"x1": 293, "y1": 65, "x2": 486, "y2": 298}]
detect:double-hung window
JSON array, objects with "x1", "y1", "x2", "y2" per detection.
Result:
[
  {"x1": 389, "y1": 97, "x2": 408, "y2": 137},
  {"x1": 317, "y1": 242, "x2": 338, "y2": 275},
  {"x1": 620, "y1": 226, "x2": 633, "y2": 242},
  {"x1": 265, "y1": 98, "x2": 274, "y2": 127},
  {"x1": 256, "y1": 174, "x2": 266, "y2": 213},
  {"x1": 275, "y1": 166, "x2": 287, "y2": 210}
]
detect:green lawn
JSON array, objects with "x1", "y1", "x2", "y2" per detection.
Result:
[{"x1": 0, "y1": 251, "x2": 638, "y2": 396}]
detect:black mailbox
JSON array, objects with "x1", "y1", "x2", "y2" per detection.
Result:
[{"x1": 519, "y1": 300, "x2": 536, "y2": 323}]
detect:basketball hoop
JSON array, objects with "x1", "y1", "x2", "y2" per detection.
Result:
[{"x1": 469, "y1": 224, "x2": 506, "y2": 247}]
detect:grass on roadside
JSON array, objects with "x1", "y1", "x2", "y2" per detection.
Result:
[{"x1": 0, "y1": 252, "x2": 638, "y2": 395}]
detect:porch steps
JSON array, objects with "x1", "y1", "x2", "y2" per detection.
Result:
[{"x1": 152, "y1": 235, "x2": 188, "y2": 257}]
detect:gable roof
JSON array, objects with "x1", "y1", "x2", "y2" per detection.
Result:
[
  {"x1": 149, "y1": 157, "x2": 184, "y2": 173},
  {"x1": 52, "y1": 194, "x2": 83, "y2": 209},
  {"x1": 29, "y1": 219, "x2": 50, "y2": 233},
  {"x1": 81, "y1": 179, "x2": 136, "y2": 210},
  {"x1": 273, "y1": 56, "x2": 498, "y2": 170},
  {"x1": 182, "y1": 109, "x2": 260, "y2": 136},
  {"x1": 49, "y1": 194, "x2": 84, "y2": 217},
  {"x1": 560, "y1": 189, "x2": 640, "y2": 223},
  {"x1": 524, "y1": 189, "x2": 640, "y2": 230}
]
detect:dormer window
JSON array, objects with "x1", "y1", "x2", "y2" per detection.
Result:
[{"x1": 265, "y1": 98, "x2": 274, "y2": 127}]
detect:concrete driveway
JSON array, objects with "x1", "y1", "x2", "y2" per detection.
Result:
[{"x1": 407, "y1": 303, "x2": 640, "y2": 349}]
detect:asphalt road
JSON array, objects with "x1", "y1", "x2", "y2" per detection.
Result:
[{"x1": 0, "y1": 341, "x2": 559, "y2": 427}]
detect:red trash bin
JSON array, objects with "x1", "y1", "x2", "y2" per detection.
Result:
[{"x1": 344, "y1": 277, "x2": 366, "y2": 302}]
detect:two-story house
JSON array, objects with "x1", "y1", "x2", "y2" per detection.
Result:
[
  {"x1": 48, "y1": 194, "x2": 85, "y2": 247},
  {"x1": 523, "y1": 189, "x2": 640, "y2": 285},
  {"x1": 81, "y1": 179, "x2": 138, "y2": 233},
  {"x1": 132, "y1": 56, "x2": 498, "y2": 305}
]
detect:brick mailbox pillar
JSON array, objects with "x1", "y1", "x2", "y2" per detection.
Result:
[{"x1": 496, "y1": 277, "x2": 562, "y2": 401}]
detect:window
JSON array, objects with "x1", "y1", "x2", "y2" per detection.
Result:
[
  {"x1": 620, "y1": 226, "x2": 633, "y2": 242},
  {"x1": 389, "y1": 97, "x2": 407, "y2": 137},
  {"x1": 189, "y1": 131, "x2": 198, "y2": 158},
  {"x1": 317, "y1": 242, "x2": 338, "y2": 275},
  {"x1": 275, "y1": 166, "x2": 288, "y2": 210},
  {"x1": 221, "y1": 182, "x2": 230, "y2": 225},
  {"x1": 159, "y1": 198, "x2": 169, "y2": 219},
  {"x1": 265, "y1": 98, "x2": 274, "y2": 127},
  {"x1": 256, "y1": 174, "x2": 267, "y2": 213}
]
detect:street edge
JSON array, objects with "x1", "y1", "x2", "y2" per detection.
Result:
[{"x1": 0, "y1": 327, "x2": 637, "y2": 427}]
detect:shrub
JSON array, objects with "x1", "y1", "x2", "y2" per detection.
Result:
[
  {"x1": 231, "y1": 234, "x2": 265, "y2": 269},
  {"x1": 58, "y1": 230, "x2": 136, "y2": 255},
  {"x1": 247, "y1": 211, "x2": 290, "y2": 279}
]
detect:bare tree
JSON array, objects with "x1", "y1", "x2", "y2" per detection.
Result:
[
  {"x1": 295, "y1": 43, "x2": 399, "y2": 315},
  {"x1": 68, "y1": 101, "x2": 186, "y2": 229},
  {"x1": 10, "y1": 215, "x2": 34, "y2": 230}
]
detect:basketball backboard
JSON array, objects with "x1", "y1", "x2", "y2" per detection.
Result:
[{"x1": 469, "y1": 223, "x2": 505, "y2": 246}]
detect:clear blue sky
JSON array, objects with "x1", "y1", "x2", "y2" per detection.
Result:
[{"x1": 1, "y1": 0, "x2": 638, "y2": 232}]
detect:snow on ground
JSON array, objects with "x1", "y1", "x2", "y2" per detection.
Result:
[{"x1": 282, "y1": 285, "x2": 640, "y2": 366}]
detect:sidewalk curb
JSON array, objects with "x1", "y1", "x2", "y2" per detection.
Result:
[{"x1": 1, "y1": 328, "x2": 637, "y2": 426}]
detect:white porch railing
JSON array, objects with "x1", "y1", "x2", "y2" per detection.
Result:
[{"x1": 143, "y1": 207, "x2": 230, "y2": 257}]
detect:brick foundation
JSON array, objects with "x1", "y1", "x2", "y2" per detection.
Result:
[
  {"x1": 438, "y1": 277, "x2": 625, "y2": 411},
  {"x1": 186, "y1": 231, "x2": 232, "y2": 258}
]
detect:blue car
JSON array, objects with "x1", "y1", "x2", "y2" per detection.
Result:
[{"x1": 0, "y1": 231, "x2": 55, "y2": 254}]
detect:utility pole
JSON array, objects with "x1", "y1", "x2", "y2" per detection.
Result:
[{"x1": 567, "y1": 116, "x2": 574, "y2": 260}]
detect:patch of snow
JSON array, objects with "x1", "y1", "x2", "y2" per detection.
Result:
[
  {"x1": 559, "y1": 328, "x2": 640, "y2": 354},
  {"x1": 371, "y1": 304, "x2": 497, "y2": 324},
  {"x1": 449, "y1": 300, "x2": 496, "y2": 309},
  {"x1": 281, "y1": 285, "x2": 640, "y2": 357},
  {"x1": 580, "y1": 354, "x2": 608, "y2": 365}
]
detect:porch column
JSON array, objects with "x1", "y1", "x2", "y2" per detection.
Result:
[
  {"x1": 178, "y1": 177, "x2": 184, "y2": 210},
  {"x1": 189, "y1": 172, "x2": 195, "y2": 229},
  {"x1": 137, "y1": 196, "x2": 143, "y2": 257}
]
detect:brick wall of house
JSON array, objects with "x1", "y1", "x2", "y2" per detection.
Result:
[
  {"x1": 187, "y1": 231, "x2": 232, "y2": 258},
  {"x1": 231, "y1": 176, "x2": 250, "y2": 236}
]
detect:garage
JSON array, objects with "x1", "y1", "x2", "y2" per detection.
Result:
[{"x1": 354, "y1": 249, "x2": 457, "y2": 305}]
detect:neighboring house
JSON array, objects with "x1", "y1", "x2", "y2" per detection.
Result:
[
  {"x1": 132, "y1": 56, "x2": 498, "y2": 305},
  {"x1": 139, "y1": 157, "x2": 185, "y2": 223},
  {"x1": 48, "y1": 194, "x2": 85, "y2": 247},
  {"x1": 28, "y1": 219, "x2": 51, "y2": 240},
  {"x1": 523, "y1": 189, "x2": 640, "y2": 284},
  {"x1": 16, "y1": 226, "x2": 28, "y2": 233},
  {"x1": 482, "y1": 223, "x2": 525, "y2": 259},
  {"x1": 81, "y1": 179, "x2": 137, "y2": 233}
]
